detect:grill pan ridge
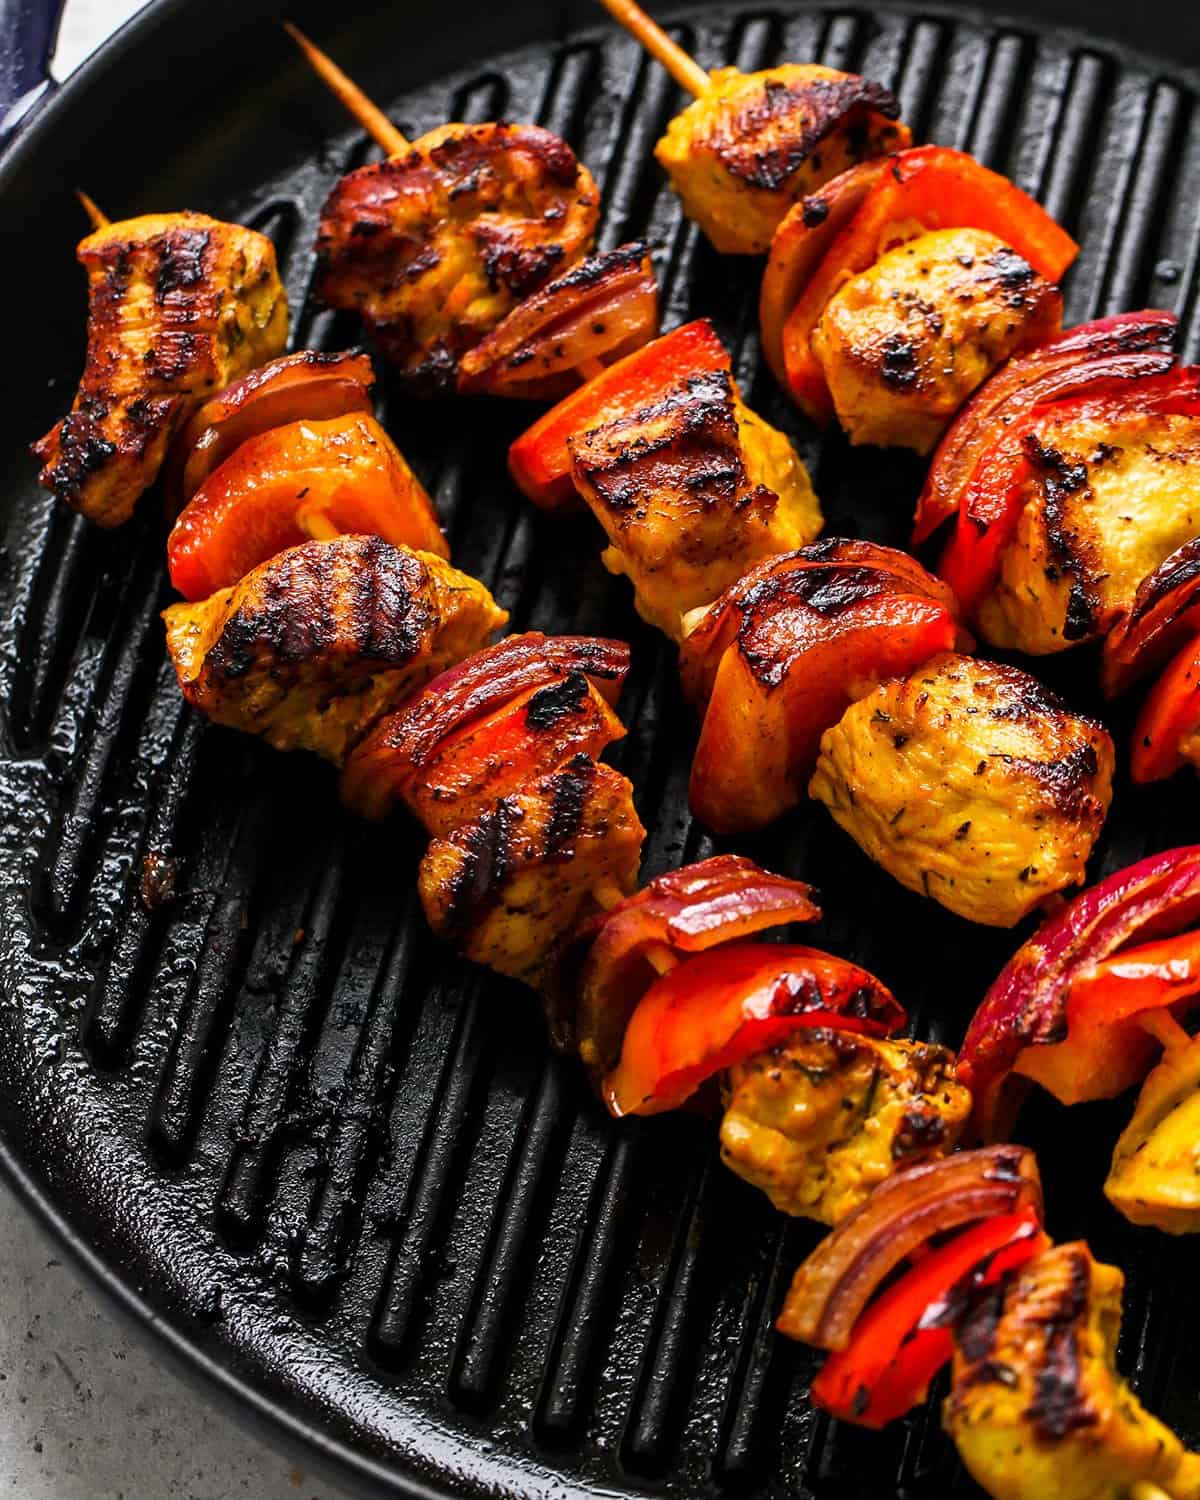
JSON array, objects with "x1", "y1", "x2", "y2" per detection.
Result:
[{"x1": 1, "y1": 2, "x2": 1200, "y2": 1496}]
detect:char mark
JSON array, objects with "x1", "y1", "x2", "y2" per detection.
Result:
[
  {"x1": 443, "y1": 796, "x2": 519, "y2": 932},
  {"x1": 544, "y1": 754, "x2": 595, "y2": 856},
  {"x1": 526, "y1": 672, "x2": 590, "y2": 731}
]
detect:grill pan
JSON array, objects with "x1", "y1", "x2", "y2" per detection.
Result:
[{"x1": 1, "y1": 0, "x2": 1200, "y2": 1494}]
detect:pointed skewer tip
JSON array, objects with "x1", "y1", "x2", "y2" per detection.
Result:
[
  {"x1": 282, "y1": 19, "x2": 410, "y2": 157},
  {"x1": 76, "y1": 189, "x2": 110, "y2": 231},
  {"x1": 594, "y1": 0, "x2": 711, "y2": 97}
]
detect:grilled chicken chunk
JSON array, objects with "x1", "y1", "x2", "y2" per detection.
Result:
[
  {"x1": 655, "y1": 65, "x2": 909, "y2": 255},
  {"x1": 34, "y1": 213, "x2": 288, "y2": 528},
  {"x1": 719, "y1": 1029, "x2": 970, "y2": 1225},
  {"x1": 316, "y1": 124, "x2": 600, "y2": 392},
  {"x1": 809, "y1": 653, "x2": 1114, "y2": 926},
  {"x1": 810, "y1": 227, "x2": 1062, "y2": 454},
  {"x1": 163, "y1": 535, "x2": 506, "y2": 763},
  {"x1": 978, "y1": 409, "x2": 1200, "y2": 653},
  {"x1": 945, "y1": 1242, "x2": 1200, "y2": 1500},
  {"x1": 419, "y1": 756, "x2": 645, "y2": 987},
  {"x1": 1106, "y1": 1034, "x2": 1200, "y2": 1233},
  {"x1": 569, "y1": 367, "x2": 822, "y2": 639}
]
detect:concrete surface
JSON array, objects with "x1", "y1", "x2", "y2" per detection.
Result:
[{"x1": 2, "y1": 4, "x2": 357, "y2": 1496}]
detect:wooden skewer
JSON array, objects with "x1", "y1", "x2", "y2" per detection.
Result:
[
  {"x1": 76, "y1": 189, "x2": 110, "y2": 230},
  {"x1": 595, "y1": 0, "x2": 711, "y2": 98},
  {"x1": 283, "y1": 22, "x2": 411, "y2": 156},
  {"x1": 1138, "y1": 1009, "x2": 1193, "y2": 1053},
  {"x1": 592, "y1": 878, "x2": 677, "y2": 975}
]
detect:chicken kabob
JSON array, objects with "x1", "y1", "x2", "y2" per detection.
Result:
[
  {"x1": 33, "y1": 193, "x2": 290, "y2": 528},
  {"x1": 594, "y1": 0, "x2": 911, "y2": 254},
  {"x1": 286, "y1": 26, "x2": 662, "y2": 397},
  {"x1": 504, "y1": 308, "x2": 1115, "y2": 927}
]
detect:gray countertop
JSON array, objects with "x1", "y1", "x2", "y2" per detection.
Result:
[{"x1": 2, "y1": 4, "x2": 355, "y2": 1496}]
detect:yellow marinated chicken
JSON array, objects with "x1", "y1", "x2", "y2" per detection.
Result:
[
  {"x1": 810, "y1": 227, "x2": 1062, "y2": 454},
  {"x1": 163, "y1": 535, "x2": 506, "y2": 764},
  {"x1": 719, "y1": 1028, "x2": 970, "y2": 1225},
  {"x1": 568, "y1": 367, "x2": 822, "y2": 639},
  {"x1": 655, "y1": 65, "x2": 910, "y2": 255},
  {"x1": 34, "y1": 213, "x2": 288, "y2": 528},
  {"x1": 1106, "y1": 1033, "x2": 1200, "y2": 1233},
  {"x1": 316, "y1": 123, "x2": 600, "y2": 392},
  {"x1": 944, "y1": 1242, "x2": 1200, "y2": 1500},
  {"x1": 977, "y1": 409, "x2": 1200, "y2": 653},
  {"x1": 809, "y1": 653, "x2": 1114, "y2": 926},
  {"x1": 419, "y1": 756, "x2": 646, "y2": 987}
]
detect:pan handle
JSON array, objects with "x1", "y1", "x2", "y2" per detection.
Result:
[{"x1": 0, "y1": 0, "x2": 68, "y2": 139}]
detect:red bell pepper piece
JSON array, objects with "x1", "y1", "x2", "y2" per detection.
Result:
[
  {"x1": 938, "y1": 365, "x2": 1200, "y2": 616},
  {"x1": 776, "y1": 146, "x2": 1079, "y2": 422},
  {"x1": 1104, "y1": 539, "x2": 1200, "y2": 699},
  {"x1": 1132, "y1": 634, "x2": 1200, "y2": 784},
  {"x1": 507, "y1": 318, "x2": 730, "y2": 511},
  {"x1": 957, "y1": 846, "x2": 1200, "y2": 1137},
  {"x1": 811, "y1": 1210, "x2": 1048, "y2": 1429},
  {"x1": 167, "y1": 412, "x2": 447, "y2": 599},
  {"x1": 913, "y1": 310, "x2": 1178, "y2": 547},
  {"x1": 603, "y1": 942, "x2": 905, "y2": 1118}
]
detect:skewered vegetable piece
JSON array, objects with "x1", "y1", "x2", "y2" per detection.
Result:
[
  {"x1": 1133, "y1": 633, "x2": 1200, "y2": 782},
  {"x1": 680, "y1": 539, "x2": 968, "y2": 833},
  {"x1": 418, "y1": 756, "x2": 645, "y2": 987},
  {"x1": 809, "y1": 653, "x2": 1114, "y2": 927},
  {"x1": 34, "y1": 212, "x2": 288, "y2": 527},
  {"x1": 167, "y1": 349, "x2": 376, "y2": 508},
  {"x1": 340, "y1": 633, "x2": 630, "y2": 826},
  {"x1": 1106, "y1": 1030, "x2": 1200, "y2": 1233},
  {"x1": 457, "y1": 242, "x2": 659, "y2": 399},
  {"x1": 973, "y1": 376, "x2": 1200, "y2": 654},
  {"x1": 760, "y1": 145, "x2": 1077, "y2": 428},
  {"x1": 1104, "y1": 537, "x2": 1200, "y2": 698},
  {"x1": 568, "y1": 366, "x2": 821, "y2": 639},
  {"x1": 167, "y1": 411, "x2": 446, "y2": 599},
  {"x1": 597, "y1": 0, "x2": 909, "y2": 254},
  {"x1": 720, "y1": 1029, "x2": 970, "y2": 1224},
  {"x1": 508, "y1": 317, "x2": 730, "y2": 510},
  {"x1": 957, "y1": 846, "x2": 1200, "y2": 1138},
  {"x1": 603, "y1": 943, "x2": 905, "y2": 1117},
  {"x1": 316, "y1": 123, "x2": 601, "y2": 392},
  {"x1": 945, "y1": 1242, "x2": 1200, "y2": 1500},
  {"x1": 162, "y1": 536, "x2": 506, "y2": 763},
  {"x1": 808, "y1": 227, "x2": 1062, "y2": 454},
  {"x1": 563, "y1": 854, "x2": 820, "y2": 1070}
]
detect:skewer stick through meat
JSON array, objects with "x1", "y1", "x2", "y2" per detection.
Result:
[
  {"x1": 595, "y1": 0, "x2": 710, "y2": 95},
  {"x1": 283, "y1": 23, "x2": 409, "y2": 154},
  {"x1": 76, "y1": 189, "x2": 109, "y2": 229}
]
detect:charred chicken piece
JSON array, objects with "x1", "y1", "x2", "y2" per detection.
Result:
[
  {"x1": 34, "y1": 213, "x2": 288, "y2": 528},
  {"x1": 720, "y1": 1028, "x2": 970, "y2": 1225},
  {"x1": 162, "y1": 535, "x2": 506, "y2": 763},
  {"x1": 457, "y1": 242, "x2": 659, "y2": 400},
  {"x1": 316, "y1": 124, "x2": 601, "y2": 393},
  {"x1": 945, "y1": 1242, "x2": 1200, "y2": 1500},
  {"x1": 809, "y1": 653, "x2": 1114, "y2": 927},
  {"x1": 568, "y1": 367, "x2": 821, "y2": 639},
  {"x1": 810, "y1": 227, "x2": 1062, "y2": 455},
  {"x1": 1106, "y1": 1033, "x2": 1200, "y2": 1234},
  {"x1": 978, "y1": 407, "x2": 1200, "y2": 654},
  {"x1": 418, "y1": 756, "x2": 645, "y2": 987},
  {"x1": 340, "y1": 632, "x2": 630, "y2": 826},
  {"x1": 656, "y1": 65, "x2": 910, "y2": 255}
]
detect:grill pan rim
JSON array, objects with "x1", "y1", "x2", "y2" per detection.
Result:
[{"x1": 1, "y1": 0, "x2": 1199, "y2": 1497}]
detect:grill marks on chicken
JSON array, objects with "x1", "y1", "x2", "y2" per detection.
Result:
[
  {"x1": 809, "y1": 653, "x2": 1114, "y2": 926},
  {"x1": 945, "y1": 1243, "x2": 1200, "y2": 1500},
  {"x1": 569, "y1": 367, "x2": 822, "y2": 639},
  {"x1": 316, "y1": 124, "x2": 601, "y2": 392},
  {"x1": 656, "y1": 65, "x2": 909, "y2": 255},
  {"x1": 419, "y1": 756, "x2": 645, "y2": 986},
  {"x1": 720, "y1": 1029, "x2": 970, "y2": 1225},
  {"x1": 162, "y1": 535, "x2": 507, "y2": 763},
  {"x1": 34, "y1": 213, "x2": 288, "y2": 527},
  {"x1": 811, "y1": 227, "x2": 1062, "y2": 454},
  {"x1": 978, "y1": 409, "x2": 1200, "y2": 653}
]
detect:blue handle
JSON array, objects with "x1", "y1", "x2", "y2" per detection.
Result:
[{"x1": 0, "y1": 0, "x2": 66, "y2": 139}]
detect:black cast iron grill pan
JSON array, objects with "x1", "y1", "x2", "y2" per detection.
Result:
[{"x1": 1, "y1": 1, "x2": 1200, "y2": 1495}]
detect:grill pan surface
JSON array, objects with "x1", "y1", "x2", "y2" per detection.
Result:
[{"x1": 2, "y1": 1, "x2": 1200, "y2": 1495}]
